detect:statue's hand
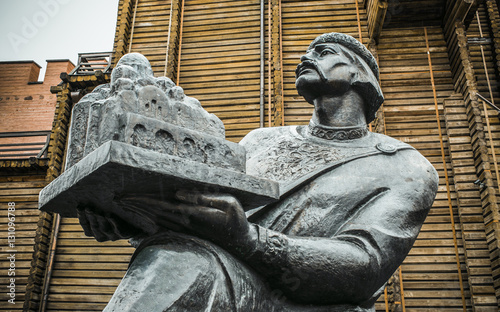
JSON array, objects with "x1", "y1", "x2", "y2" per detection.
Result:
[
  {"x1": 77, "y1": 205, "x2": 142, "y2": 242},
  {"x1": 126, "y1": 190, "x2": 255, "y2": 250},
  {"x1": 177, "y1": 190, "x2": 253, "y2": 247}
]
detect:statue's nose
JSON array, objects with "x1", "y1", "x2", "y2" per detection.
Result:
[{"x1": 300, "y1": 53, "x2": 313, "y2": 62}]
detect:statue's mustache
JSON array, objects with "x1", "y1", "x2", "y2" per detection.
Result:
[{"x1": 296, "y1": 60, "x2": 328, "y2": 82}]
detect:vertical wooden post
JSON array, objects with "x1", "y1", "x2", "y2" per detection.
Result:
[
  {"x1": 127, "y1": 0, "x2": 139, "y2": 54},
  {"x1": 165, "y1": 0, "x2": 182, "y2": 81},
  {"x1": 355, "y1": 0, "x2": 363, "y2": 43},
  {"x1": 23, "y1": 211, "x2": 54, "y2": 312},
  {"x1": 113, "y1": 0, "x2": 135, "y2": 66},
  {"x1": 260, "y1": 0, "x2": 265, "y2": 128},
  {"x1": 486, "y1": 0, "x2": 500, "y2": 83},
  {"x1": 278, "y1": 0, "x2": 284, "y2": 126},
  {"x1": 476, "y1": 10, "x2": 500, "y2": 195},
  {"x1": 366, "y1": 0, "x2": 388, "y2": 43},
  {"x1": 38, "y1": 214, "x2": 60, "y2": 312},
  {"x1": 175, "y1": 0, "x2": 185, "y2": 86},
  {"x1": 268, "y1": 0, "x2": 272, "y2": 127},
  {"x1": 270, "y1": 0, "x2": 283, "y2": 127},
  {"x1": 443, "y1": 0, "x2": 480, "y2": 42}
]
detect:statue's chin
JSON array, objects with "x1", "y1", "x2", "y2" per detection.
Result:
[
  {"x1": 296, "y1": 76, "x2": 320, "y2": 104},
  {"x1": 295, "y1": 89, "x2": 316, "y2": 105},
  {"x1": 296, "y1": 78, "x2": 351, "y2": 105}
]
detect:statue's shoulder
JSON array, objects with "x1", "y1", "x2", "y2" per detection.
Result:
[
  {"x1": 370, "y1": 132, "x2": 427, "y2": 162},
  {"x1": 240, "y1": 126, "x2": 293, "y2": 149},
  {"x1": 368, "y1": 133, "x2": 438, "y2": 191},
  {"x1": 369, "y1": 132, "x2": 411, "y2": 149}
]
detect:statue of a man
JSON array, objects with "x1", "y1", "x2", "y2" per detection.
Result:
[{"x1": 79, "y1": 33, "x2": 438, "y2": 311}]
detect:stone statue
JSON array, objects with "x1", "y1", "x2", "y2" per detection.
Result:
[{"x1": 40, "y1": 33, "x2": 438, "y2": 311}]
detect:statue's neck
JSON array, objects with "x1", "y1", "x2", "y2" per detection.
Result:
[{"x1": 311, "y1": 90, "x2": 366, "y2": 128}]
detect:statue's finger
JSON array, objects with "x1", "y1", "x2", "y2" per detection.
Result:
[
  {"x1": 175, "y1": 189, "x2": 202, "y2": 205},
  {"x1": 107, "y1": 216, "x2": 136, "y2": 239},
  {"x1": 156, "y1": 203, "x2": 224, "y2": 231},
  {"x1": 118, "y1": 195, "x2": 161, "y2": 208},
  {"x1": 156, "y1": 203, "x2": 196, "y2": 224},
  {"x1": 77, "y1": 206, "x2": 95, "y2": 237},
  {"x1": 188, "y1": 208, "x2": 226, "y2": 227},
  {"x1": 118, "y1": 197, "x2": 196, "y2": 233},
  {"x1": 86, "y1": 209, "x2": 112, "y2": 242},
  {"x1": 140, "y1": 198, "x2": 196, "y2": 216},
  {"x1": 176, "y1": 190, "x2": 241, "y2": 212},
  {"x1": 95, "y1": 213, "x2": 114, "y2": 234},
  {"x1": 192, "y1": 193, "x2": 247, "y2": 227}
]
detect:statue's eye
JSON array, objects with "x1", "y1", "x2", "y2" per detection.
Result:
[{"x1": 320, "y1": 49, "x2": 334, "y2": 56}]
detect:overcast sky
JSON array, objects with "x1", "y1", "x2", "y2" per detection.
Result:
[{"x1": 0, "y1": 0, "x2": 119, "y2": 81}]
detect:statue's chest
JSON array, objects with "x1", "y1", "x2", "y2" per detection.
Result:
[{"x1": 246, "y1": 133, "x2": 362, "y2": 184}]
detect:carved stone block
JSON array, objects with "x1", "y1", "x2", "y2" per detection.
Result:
[
  {"x1": 39, "y1": 141, "x2": 279, "y2": 231},
  {"x1": 39, "y1": 53, "x2": 279, "y2": 223}
]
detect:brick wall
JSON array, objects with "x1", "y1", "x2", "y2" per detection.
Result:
[{"x1": 0, "y1": 60, "x2": 74, "y2": 157}]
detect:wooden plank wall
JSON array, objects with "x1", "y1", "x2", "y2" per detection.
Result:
[
  {"x1": 443, "y1": 93, "x2": 498, "y2": 309},
  {"x1": 444, "y1": 1, "x2": 500, "y2": 303},
  {"x1": 178, "y1": 0, "x2": 263, "y2": 142},
  {"x1": 467, "y1": 3, "x2": 500, "y2": 300},
  {"x1": 487, "y1": 0, "x2": 500, "y2": 82},
  {"x1": 469, "y1": 4, "x2": 500, "y2": 206},
  {"x1": 0, "y1": 170, "x2": 47, "y2": 311},
  {"x1": 281, "y1": 0, "x2": 369, "y2": 126},
  {"x1": 377, "y1": 27, "x2": 470, "y2": 311},
  {"x1": 27, "y1": 0, "x2": 500, "y2": 310},
  {"x1": 120, "y1": 0, "x2": 264, "y2": 142},
  {"x1": 384, "y1": 0, "x2": 445, "y2": 28},
  {"x1": 128, "y1": 0, "x2": 172, "y2": 74},
  {"x1": 45, "y1": 222, "x2": 133, "y2": 311}
]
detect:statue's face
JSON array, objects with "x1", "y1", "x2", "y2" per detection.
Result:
[{"x1": 295, "y1": 43, "x2": 358, "y2": 104}]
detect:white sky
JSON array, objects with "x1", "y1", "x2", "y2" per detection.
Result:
[{"x1": 0, "y1": 0, "x2": 119, "y2": 81}]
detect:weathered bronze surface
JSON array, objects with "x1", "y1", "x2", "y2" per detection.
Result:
[{"x1": 44, "y1": 33, "x2": 438, "y2": 311}]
